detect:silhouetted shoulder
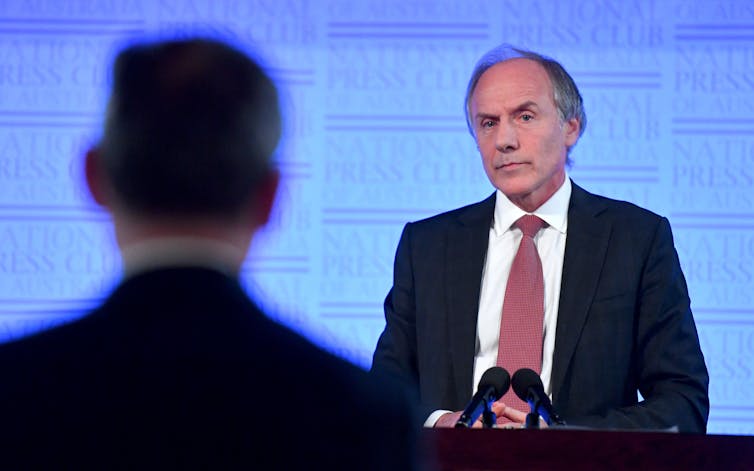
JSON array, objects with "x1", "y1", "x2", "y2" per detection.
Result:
[{"x1": 0, "y1": 268, "x2": 418, "y2": 470}]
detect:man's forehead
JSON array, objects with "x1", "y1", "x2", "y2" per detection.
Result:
[
  {"x1": 472, "y1": 59, "x2": 554, "y2": 107},
  {"x1": 478, "y1": 58, "x2": 549, "y2": 86}
]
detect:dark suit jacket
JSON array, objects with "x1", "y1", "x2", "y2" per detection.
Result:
[
  {"x1": 0, "y1": 267, "x2": 418, "y2": 469},
  {"x1": 372, "y1": 182, "x2": 709, "y2": 433}
]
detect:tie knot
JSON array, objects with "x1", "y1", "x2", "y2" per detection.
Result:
[{"x1": 515, "y1": 215, "x2": 546, "y2": 238}]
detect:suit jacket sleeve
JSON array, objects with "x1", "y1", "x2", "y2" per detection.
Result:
[
  {"x1": 371, "y1": 223, "x2": 423, "y2": 408},
  {"x1": 558, "y1": 216, "x2": 709, "y2": 433},
  {"x1": 371, "y1": 198, "x2": 494, "y2": 418}
]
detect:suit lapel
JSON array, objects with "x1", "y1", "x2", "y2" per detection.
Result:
[
  {"x1": 445, "y1": 194, "x2": 495, "y2": 404},
  {"x1": 550, "y1": 183, "x2": 611, "y2": 399}
]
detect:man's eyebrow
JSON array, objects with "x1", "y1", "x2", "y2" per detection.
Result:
[
  {"x1": 474, "y1": 112, "x2": 498, "y2": 121},
  {"x1": 512, "y1": 100, "x2": 540, "y2": 113},
  {"x1": 475, "y1": 101, "x2": 541, "y2": 121}
]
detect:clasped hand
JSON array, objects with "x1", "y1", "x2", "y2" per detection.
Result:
[{"x1": 436, "y1": 400, "x2": 548, "y2": 429}]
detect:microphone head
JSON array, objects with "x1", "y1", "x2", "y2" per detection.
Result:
[
  {"x1": 511, "y1": 368, "x2": 544, "y2": 402},
  {"x1": 478, "y1": 366, "x2": 511, "y2": 400}
]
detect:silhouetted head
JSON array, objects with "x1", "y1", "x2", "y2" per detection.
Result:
[{"x1": 92, "y1": 37, "x2": 281, "y2": 220}]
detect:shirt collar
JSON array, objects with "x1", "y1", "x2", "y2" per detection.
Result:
[{"x1": 492, "y1": 175, "x2": 571, "y2": 236}]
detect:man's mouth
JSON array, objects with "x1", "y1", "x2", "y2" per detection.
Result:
[{"x1": 497, "y1": 162, "x2": 525, "y2": 170}]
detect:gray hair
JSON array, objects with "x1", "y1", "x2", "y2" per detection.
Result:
[{"x1": 464, "y1": 44, "x2": 587, "y2": 155}]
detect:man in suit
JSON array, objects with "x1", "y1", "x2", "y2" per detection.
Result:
[
  {"x1": 372, "y1": 44, "x2": 709, "y2": 432},
  {"x1": 0, "y1": 38, "x2": 418, "y2": 468}
]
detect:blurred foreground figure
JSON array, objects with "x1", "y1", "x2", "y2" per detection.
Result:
[{"x1": 0, "y1": 37, "x2": 417, "y2": 469}]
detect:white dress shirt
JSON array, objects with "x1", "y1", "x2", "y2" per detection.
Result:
[{"x1": 426, "y1": 177, "x2": 571, "y2": 426}]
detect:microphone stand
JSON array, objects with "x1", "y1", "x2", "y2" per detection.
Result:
[
  {"x1": 481, "y1": 406, "x2": 496, "y2": 429},
  {"x1": 524, "y1": 398, "x2": 541, "y2": 429},
  {"x1": 524, "y1": 411, "x2": 541, "y2": 429}
]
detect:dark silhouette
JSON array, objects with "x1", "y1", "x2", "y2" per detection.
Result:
[{"x1": 0, "y1": 38, "x2": 418, "y2": 469}]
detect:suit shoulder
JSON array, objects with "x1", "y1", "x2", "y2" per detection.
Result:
[
  {"x1": 578, "y1": 187, "x2": 665, "y2": 226},
  {"x1": 405, "y1": 194, "x2": 494, "y2": 232},
  {"x1": 255, "y1": 310, "x2": 418, "y2": 432},
  {"x1": 252, "y1": 308, "x2": 376, "y2": 385}
]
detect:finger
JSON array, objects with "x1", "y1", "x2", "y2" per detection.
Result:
[
  {"x1": 490, "y1": 400, "x2": 506, "y2": 416},
  {"x1": 501, "y1": 406, "x2": 528, "y2": 424}
]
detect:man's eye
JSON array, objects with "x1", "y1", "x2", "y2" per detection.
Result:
[
  {"x1": 481, "y1": 120, "x2": 494, "y2": 128},
  {"x1": 520, "y1": 114, "x2": 534, "y2": 122}
]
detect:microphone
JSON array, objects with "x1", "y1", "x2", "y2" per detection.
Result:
[
  {"x1": 455, "y1": 367, "x2": 510, "y2": 428},
  {"x1": 511, "y1": 368, "x2": 565, "y2": 426}
]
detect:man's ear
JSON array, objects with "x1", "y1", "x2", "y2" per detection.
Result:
[
  {"x1": 563, "y1": 117, "x2": 581, "y2": 147},
  {"x1": 251, "y1": 168, "x2": 280, "y2": 227},
  {"x1": 84, "y1": 147, "x2": 108, "y2": 207}
]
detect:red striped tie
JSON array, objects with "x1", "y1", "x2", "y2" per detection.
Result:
[{"x1": 497, "y1": 215, "x2": 547, "y2": 420}]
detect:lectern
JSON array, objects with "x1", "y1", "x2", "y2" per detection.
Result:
[{"x1": 421, "y1": 428, "x2": 754, "y2": 470}]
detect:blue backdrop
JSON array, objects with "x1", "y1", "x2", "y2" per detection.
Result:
[{"x1": 0, "y1": 0, "x2": 752, "y2": 435}]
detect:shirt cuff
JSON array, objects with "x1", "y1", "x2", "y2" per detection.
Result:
[{"x1": 424, "y1": 409, "x2": 453, "y2": 427}]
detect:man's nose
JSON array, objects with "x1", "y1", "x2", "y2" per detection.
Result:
[{"x1": 495, "y1": 122, "x2": 518, "y2": 153}]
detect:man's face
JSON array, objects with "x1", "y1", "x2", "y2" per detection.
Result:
[{"x1": 470, "y1": 58, "x2": 580, "y2": 212}]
